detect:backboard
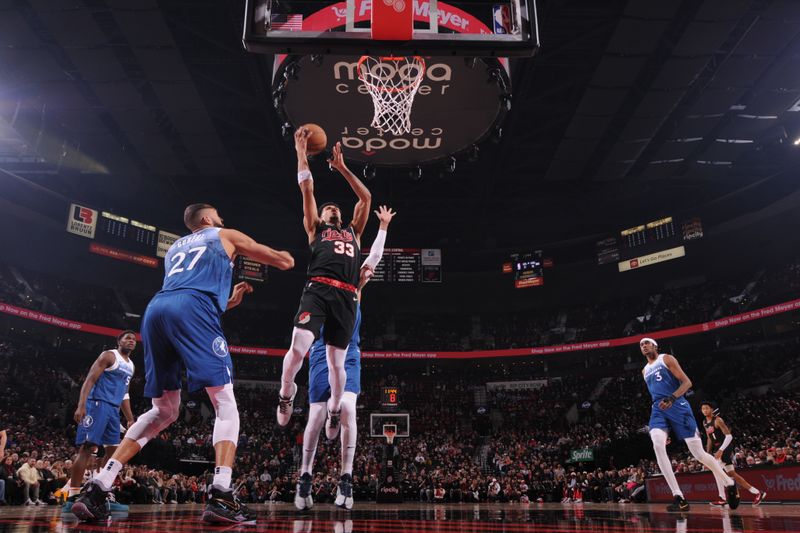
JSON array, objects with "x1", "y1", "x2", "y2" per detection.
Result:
[
  {"x1": 243, "y1": 0, "x2": 539, "y2": 57},
  {"x1": 370, "y1": 413, "x2": 410, "y2": 438},
  {"x1": 272, "y1": 53, "x2": 511, "y2": 166}
]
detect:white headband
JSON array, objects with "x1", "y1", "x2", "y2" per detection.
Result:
[{"x1": 640, "y1": 337, "x2": 658, "y2": 347}]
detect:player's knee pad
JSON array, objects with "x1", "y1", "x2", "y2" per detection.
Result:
[
  {"x1": 126, "y1": 390, "x2": 181, "y2": 448},
  {"x1": 649, "y1": 428, "x2": 668, "y2": 449},
  {"x1": 207, "y1": 383, "x2": 239, "y2": 446}
]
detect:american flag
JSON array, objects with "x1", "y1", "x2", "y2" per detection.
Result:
[{"x1": 271, "y1": 13, "x2": 303, "y2": 31}]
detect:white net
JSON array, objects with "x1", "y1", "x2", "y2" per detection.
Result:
[{"x1": 358, "y1": 56, "x2": 426, "y2": 136}]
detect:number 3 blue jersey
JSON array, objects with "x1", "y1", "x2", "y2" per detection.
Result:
[
  {"x1": 161, "y1": 227, "x2": 233, "y2": 312},
  {"x1": 643, "y1": 353, "x2": 683, "y2": 402}
]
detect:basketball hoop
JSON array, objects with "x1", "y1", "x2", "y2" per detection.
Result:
[
  {"x1": 358, "y1": 55, "x2": 426, "y2": 136},
  {"x1": 382, "y1": 423, "x2": 397, "y2": 444}
]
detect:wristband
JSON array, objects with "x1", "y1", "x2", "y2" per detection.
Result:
[{"x1": 297, "y1": 170, "x2": 313, "y2": 184}]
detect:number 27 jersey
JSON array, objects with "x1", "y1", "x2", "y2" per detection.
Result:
[
  {"x1": 161, "y1": 227, "x2": 233, "y2": 313},
  {"x1": 307, "y1": 224, "x2": 360, "y2": 286}
]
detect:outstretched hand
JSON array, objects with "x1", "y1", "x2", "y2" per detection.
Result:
[
  {"x1": 375, "y1": 205, "x2": 397, "y2": 228},
  {"x1": 327, "y1": 141, "x2": 346, "y2": 172},
  {"x1": 295, "y1": 127, "x2": 311, "y2": 155}
]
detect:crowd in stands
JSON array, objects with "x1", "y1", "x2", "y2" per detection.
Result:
[
  {"x1": 0, "y1": 257, "x2": 798, "y2": 505},
  {"x1": 0, "y1": 326, "x2": 798, "y2": 506},
  {"x1": 2, "y1": 257, "x2": 799, "y2": 352}
]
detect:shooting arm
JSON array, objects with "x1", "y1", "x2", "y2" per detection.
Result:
[{"x1": 295, "y1": 128, "x2": 320, "y2": 237}]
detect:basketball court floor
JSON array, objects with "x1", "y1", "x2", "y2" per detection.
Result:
[{"x1": 0, "y1": 503, "x2": 797, "y2": 532}]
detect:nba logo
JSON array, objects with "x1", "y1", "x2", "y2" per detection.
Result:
[{"x1": 493, "y1": 5, "x2": 511, "y2": 34}]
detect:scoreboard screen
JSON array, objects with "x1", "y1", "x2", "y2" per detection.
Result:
[
  {"x1": 381, "y1": 387, "x2": 399, "y2": 408},
  {"x1": 509, "y1": 251, "x2": 544, "y2": 289},
  {"x1": 620, "y1": 217, "x2": 676, "y2": 252},
  {"x1": 596, "y1": 216, "x2": 704, "y2": 266},
  {"x1": 66, "y1": 203, "x2": 182, "y2": 265},
  {"x1": 363, "y1": 248, "x2": 442, "y2": 283},
  {"x1": 235, "y1": 256, "x2": 268, "y2": 283},
  {"x1": 95, "y1": 212, "x2": 158, "y2": 255}
]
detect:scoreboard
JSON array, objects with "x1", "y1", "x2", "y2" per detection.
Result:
[
  {"x1": 66, "y1": 203, "x2": 267, "y2": 280},
  {"x1": 363, "y1": 248, "x2": 442, "y2": 283},
  {"x1": 95, "y1": 211, "x2": 159, "y2": 256},
  {"x1": 503, "y1": 251, "x2": 545, "y2": 289},
  {"x1": 381, "y1": 387, "x2": 399, "y2": 408},
  {"x1": 235, "y1": 256, "x2": 268, "y2": 283},
  {"x1": 595, "y1": 215, "x2": 704, "y2": 270}
]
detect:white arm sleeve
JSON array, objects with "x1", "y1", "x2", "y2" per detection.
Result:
[
  {"x1": 719, "y1": 434, "x2": 733, "y2": 452},
  {"x1": 361, "y1": 228, "x2": 387, "y2": 271}
]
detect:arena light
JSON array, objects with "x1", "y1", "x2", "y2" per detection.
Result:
[{"x1": 794, "y1": 137, "x2": 800, "y2": 146}]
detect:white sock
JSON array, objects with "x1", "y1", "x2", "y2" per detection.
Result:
[
  {"x1": 685, "y1": 437, "x2": 733, "y2": 488},
  {"x1": 94, "y1": 459, "x2": 122, "y2": 491},
  {"x1": 650, "y1": 429, "x2": 683, "y2": 497},
  {"x1": 302, "y1": 403, "x2": 327, "y2": 475},
  {"x1": 213, "y1": 466, "x2": 232, "y2": 491},
  {"x1": 340, "y1": 393, "x2": 358, "y2": 476},
  {"x1": 749, "y1": 486, "x2": 760, "y2": 494}
]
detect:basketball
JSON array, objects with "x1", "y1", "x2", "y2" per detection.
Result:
[{"x1": 301, "y1": 123, "x2": 327, "y2": 155}]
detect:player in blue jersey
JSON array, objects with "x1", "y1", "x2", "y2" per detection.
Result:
[
  {"x1": 63, "y1": 331, "x2": 136, "y2": 512},
  {"x1": 640, "y1": 337, "x2": 740, "y2": 512},
  {"x1": 72, "y1": 204, "x2": 294, "y2": 524},
  {"x1": 295, "y1": 205, "x2": 396, "y2": 512}
]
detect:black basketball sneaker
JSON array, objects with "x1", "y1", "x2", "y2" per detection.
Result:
[
  {"x1": 295, "y1": 472, "x2": 314, "y2": 510},
  {"x1": 666, "y1": 495, "x2": 690, "y2": 512},
  {"x1": 334, "y1": 473, "x2": 354, "y2": 510},
  {"x1": 326, "y1": 408, "x2": 342, "y2": 440},
  {"x1": 71, "y1": 482, "x2": 110, "y2": 522},
  {"x1": 203, "y1": 487, "x2": 257, "y2": 524},
  {"x1": 726, "y1": 483, "x2": 741, "y2": 509}
]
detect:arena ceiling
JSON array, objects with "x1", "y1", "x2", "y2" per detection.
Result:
[{"x1": 1, "y1": 0, "x2": 800, "y2": 255}]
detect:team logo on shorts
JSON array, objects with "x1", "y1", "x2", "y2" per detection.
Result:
[
  {"x1": 82, "y1": 415, "x2": 94, "y2": 428},
  {"x1": 298, "y1": 312, "x2": 311, "y2": 325},
  {"x1": 212, "y1": 336, "x2": 228, "y2": 357}
]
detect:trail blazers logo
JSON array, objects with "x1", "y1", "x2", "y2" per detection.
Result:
[
  {"x1": 320, "y1": 228, "x2": 354, "y2": 243},
  {"x1": 298, "y1": 312, "x2": 311, "y2": 325},
  {"x1": 67, "y1": 203, "x2": 98, "y2": 239}
]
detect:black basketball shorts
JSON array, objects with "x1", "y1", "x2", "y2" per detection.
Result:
[{"x1": 293, "y1": 279, "x2": 357, "y2": 349}]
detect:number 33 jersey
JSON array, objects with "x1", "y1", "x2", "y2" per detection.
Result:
[
  {"x1": 161, "y1": 227, "x2": 233, "y2": 313},
  {"x1": 307, "y1": 224, "x2": 361, "y2": 286}
]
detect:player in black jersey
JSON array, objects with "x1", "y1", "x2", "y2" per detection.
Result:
[
  {"x1": 277, "y1": 127, "x2": 372, "y2": 439},
  {"x1": 701, "y1": 401, "x2": 767, "y2": 506}
]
